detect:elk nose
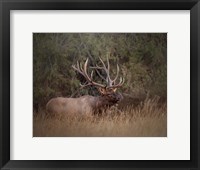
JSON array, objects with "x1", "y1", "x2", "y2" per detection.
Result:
[
  {"x1": 117, "y1": 94, "x2": 123, "y2": 101},
  {"x1": 116, "y1": 96, "x2": 121, "y2": 101}
]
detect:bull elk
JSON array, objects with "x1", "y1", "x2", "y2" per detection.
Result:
[{"x1": 46, "y1": 57, "x2": 124, "y2": 116}]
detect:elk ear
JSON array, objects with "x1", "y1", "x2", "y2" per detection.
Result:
[
  {"x1": 112, "y1": 88, "x2": 117, "y2": 92},
  {"x1": 108, "y1": 88, "x2": 117, "y2": 93},
  {"x1": 98, "y1": 87, "x2": 107, "y2": 95}
]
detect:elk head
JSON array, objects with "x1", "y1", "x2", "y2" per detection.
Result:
[{"x1": 72, "y1": 57, "x2": 124, "y2": 108}]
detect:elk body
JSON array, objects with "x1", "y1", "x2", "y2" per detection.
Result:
[{"x1": 46, "y1": 57, "x2": 124, "y2": 117}]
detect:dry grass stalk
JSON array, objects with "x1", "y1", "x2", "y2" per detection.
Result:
[{"x1": 33, "y1": 97, "x2": 167, "y2": 137}]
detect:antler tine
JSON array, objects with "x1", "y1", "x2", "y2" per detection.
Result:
[
  {"x1": 76, "y1": 61, "x2": 80, "y2": 70},
  {"x1": 99, "y1": 57, "x2": 112, "y2": 86},
  {"x1": 99, "y1": 57, "x2": 107, "y2": 71},
  {"x1": 72, "y1": 63, "x2": 80, "y2": 75},
  {"x1": 78, "y1": 61, "x2": 84, "y2": 72},
  {"x1": 112, "y1": 64, "x2": 119, "y2": 85},
  {"x1": 90, "y1": 65, "x2": 107, "y2": 81},
  {"x1": 72, "y1": 61, "x2": 85, "y2": 78},
  {"x1": 83, "y1": 58, "x2": 91, "y2": 82},
  {"x1": 90, "y1": 70, "x2": 94, "y2": 79},
  {"x1": 90, "y1": 64, "x2": 103, "y2": 70},
  {"x1": 111, "y1": 77, "x2": 125, "y2": 88},
  {"x1": 106, "y1": 55, "x2": 112, "y2": 86},
  {"x1": 79, "y1": 82, "x2": 91, "y2": 88}
]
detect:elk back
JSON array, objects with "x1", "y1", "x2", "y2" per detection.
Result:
[{"x1": 46, "y1": 95, "x2": 97, "y2": 117}]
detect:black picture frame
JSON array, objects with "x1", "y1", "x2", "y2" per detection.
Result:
[{"x1": 0, "y1": 0, "x2": 199, "y2": 169}]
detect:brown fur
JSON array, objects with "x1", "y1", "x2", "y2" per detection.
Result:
[{"x1": 46, "y1": 93, "x2": 123, "y2": 117}]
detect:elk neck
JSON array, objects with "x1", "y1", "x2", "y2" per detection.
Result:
[{"x1": 95, "y1": 93, "x2": 122, "y2": 109}]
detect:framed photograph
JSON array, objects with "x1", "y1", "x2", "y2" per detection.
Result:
[{"x1": 0, "y1": 0, "x2": 199, "y2": 169}]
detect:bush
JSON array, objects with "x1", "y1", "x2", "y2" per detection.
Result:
[{"x1": 33, "y1": 33, "x2": 167, "y2": 111}]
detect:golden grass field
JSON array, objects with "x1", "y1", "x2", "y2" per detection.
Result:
[{"x1": 33, "y1": 97, "x2": 167, "y2": 137}]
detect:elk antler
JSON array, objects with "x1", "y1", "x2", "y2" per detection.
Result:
[
  {"x1": 91, "y1": 56, "x2": 125, "y2": 88},
  {"x1": 72, "y1": 58, "x2": 105, "y2": 88}
]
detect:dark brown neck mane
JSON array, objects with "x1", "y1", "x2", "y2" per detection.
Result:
[{"x1": 91, "y1": 93, "x2": 122, "y2": 113}]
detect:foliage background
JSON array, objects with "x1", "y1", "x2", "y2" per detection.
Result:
[{"x1": 33, "y1": 33, "x2": 167, "y2": 112}]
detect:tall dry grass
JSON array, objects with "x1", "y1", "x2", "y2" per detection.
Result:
[{"x1": 33, "y1": 97, "x2": 167, "y2": 137}]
